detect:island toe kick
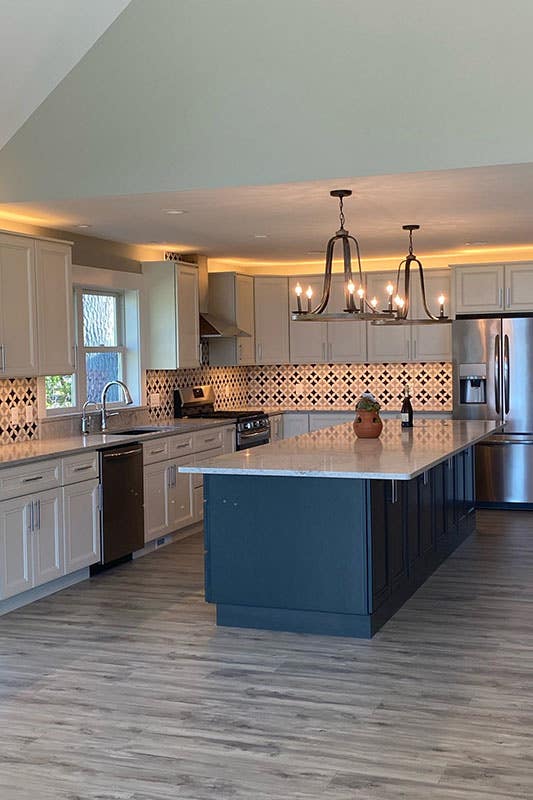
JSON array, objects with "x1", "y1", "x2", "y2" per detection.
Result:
[{"x1": 203, "y1": 447, "x2": 476, "y2": 638}]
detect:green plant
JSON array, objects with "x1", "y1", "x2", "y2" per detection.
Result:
[
  {"x1": 45, "y1": 375, "x2": 73, "y2": 408},
  {"x1": 355, "y1": 391, "x2": 381, "y2": 413}
]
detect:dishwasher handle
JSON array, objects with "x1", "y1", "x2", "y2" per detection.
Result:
[{"x1": 102, "y1": 447, "x2": 143, "y2": 459}]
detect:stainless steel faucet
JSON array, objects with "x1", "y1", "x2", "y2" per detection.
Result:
[
  {"x1": 100, "y1": 380, "x2": 133, "y2": 431},
  {"x1": 81, "y1": 400, "x2": 99, "y2": 435}
]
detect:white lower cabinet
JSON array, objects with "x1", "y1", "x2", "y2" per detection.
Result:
[
  {"x1": 167, "y1": 456, "x2": 194, "y2": 533},
  {"x1": 269, "y1": 414, "x2": 284, "y2": 441},
  {"x1": 308, "y1": 412, "x2": 353, "y2": 431},
  {"x1": 0, "y1": 488, "x2": 63, "y2": 600},
  {"x1": 63, "y1": 479, "x2": 100, "y2": 573},
  {"x1": 143, "y1": 460, "x2": 171, "y2": 543},
  {"x1": 282, "y1": 413, "x2": 310, "y2": 438}
]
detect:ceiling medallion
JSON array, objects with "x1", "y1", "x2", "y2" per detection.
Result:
[{"x1": 292, "y1": 191, "x2": 450, "y2": 326}]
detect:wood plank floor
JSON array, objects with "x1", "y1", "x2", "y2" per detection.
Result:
[{"x1": 1, "y1": 510, "x2": 532, "y2": 799}]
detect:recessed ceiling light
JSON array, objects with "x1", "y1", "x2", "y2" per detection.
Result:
[
  {"x1": 76, "y1": 223, "x2": 91, "y2": 229},
  {"x1": 163, "y1": 209, "x2": 187, "y2": 215},
  {"x1": 253, "y1": 234, "x2": 268, "y2": 239}
]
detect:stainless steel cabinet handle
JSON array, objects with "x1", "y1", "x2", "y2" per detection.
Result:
[
  {"x1": 494, "y1": 334, "x2": 501, "y2": 414},
  {"x1": 167, "y1": 466, "x2": 172, "y2": 489},
  {"x1": 73, "y1": 344, "x2": 78, "y2": 370},
  {"x1": 321, "y1": 342, "x2": 326, "y2": 361},
  {"x1": 150, "y1": 447, "x2": 166, "y2": 455},
  {"x1": 413, "y1": 339, "x2": 417, "y2": 360},
  {"x1": 390, "y1": 480, "x2": 398, "y2": 504},
  {"x1": 22, "y1": 475, "x2": 44, "y2": 483},
  {"x1": 27, "y1": 502, "x2": 33, "y2": 532},
  {"x1": 204, "y1": 436, "x2": 217, "y2": 443},
  {"x1": 0, "y1": 345, "x2": 5, "y2": 372},
  {"x1": 73, "y1": 464, "x2": 92, "y2": 472},
  {"x1": 35, "y1": 499, "x2": 41, "y2": 531},
  {"x1": 104, "y1": 447, "x2": 142, "y2": 459},
  {"x1": 173, "y1": 464, "x2": 177, "y2": 487},
  {"x1": 506, "y1": 286, "x2": 511, "y2": 307},
  {"x1": 498, "y1": 287, "x2": 504, "y2": 308},
  {"x1": 174, "y1": 442, "x2": 190, "y2": 449},
  {"x1": 407, "y1": 340, "x2": 411, "y2": 360}
]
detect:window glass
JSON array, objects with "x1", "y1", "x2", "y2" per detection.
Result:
[
  {"x1": 85, "y1": 352, "x2": 123, "y2": 403},
  {"x1": 82, "y1": 292, "x2": 118, "y2": 347},
  {"x1": 45, "y1": 375, "x2": 75, "y2": 409}
]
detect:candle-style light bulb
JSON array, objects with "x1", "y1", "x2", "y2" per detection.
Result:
[
  {"x1": 438, "y1": 293, "x2": 445, "y2": 318},
  {"x1": 395, "y1": 295, "x2": 405, "y2": 310},
  {"x1": 357, "y1": 285, "x2": 365, "y2": 313},
  {"x1": 347, "y1": 280, "x2": 355, "y2": 295},
  {"x1": 386, "y1": 281, "x2": 394, "y2": 312},
  {"x1": 371, "y1": 296, "x2": 378, "y2": 311},
  {"x1": 306, "y1": 285, "x2": 313, "y2": 312},
  {"x1": 295, "y1": 282, "x2": 303, "y2": 313}
]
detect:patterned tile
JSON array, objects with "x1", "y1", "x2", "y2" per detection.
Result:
[{"x1": 0, "y1": 378, "x2": 39, "y2": 444}]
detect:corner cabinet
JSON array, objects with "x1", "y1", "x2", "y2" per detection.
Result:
[
  {"x1": 35, "y1": 240, "x2": 75, "y2": 375},
  {"x1": 254, "y1": 276, "x2": 289, "y2": 364},
  {"x1": 143, "y1": 260, "x2": 200, "y2": 369},
  {"x1": 454, "y1": 262, "x2": 533, "y2": 314},
  {"x1": 208, "y1": 273, "x2": 255, "y2": 366}
]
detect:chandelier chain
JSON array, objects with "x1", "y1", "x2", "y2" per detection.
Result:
[{"x1": 338, "y1": 195, "x2": 346, "y2": 230}]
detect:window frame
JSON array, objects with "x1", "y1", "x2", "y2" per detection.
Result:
[{"x1": 40, "y1": 265, "x2": 146, "y2": 420}]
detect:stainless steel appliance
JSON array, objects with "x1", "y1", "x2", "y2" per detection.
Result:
[
  {"x1": 453, "y1": 316, "x2": 533, "y2": 503},
  {"x1": 95, "y1": 444, "x2": 144, "y2": 568},
  {"x1": 174, "y1": 385, "x2": 270, "y2": 450}
]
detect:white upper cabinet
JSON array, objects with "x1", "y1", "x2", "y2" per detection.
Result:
[
  {"x1": 504, "y1": 263, "x2": 533, "y2": 311},
  {"x1": 208, "y1": 273, "x2": 255, "y2": 366},
  {"x1": 410, "y1": 269, "x2": 452, "y2": 362},
  {"x1": 454, "y1": 264, "x2": 505, "y2": 314},
  {"x1": 366, "y1": 271, "x2": 410, "y2": 363},
  {"x1": 35, "y1": 240, "x2": 75, "y2": 375},
  {"x1": 289, "y1": 275, "x2": 327, "y2": 363},
  {"x1": 0, "y1": 233, "x2": 38, "y2": 377},
  {"x1": 254, "y1": 276, "x2": 289, "y2": 364},
  {"x1": 144, "y1": 260, "x2": 200, "y2": 369},
  {"x1": 288, "y1": 275, "x2": 367, "y2": 363}
]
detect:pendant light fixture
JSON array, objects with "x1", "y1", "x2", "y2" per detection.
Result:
[{"x1": 292, "y1": 190, "x2": 450, "y2": 325}]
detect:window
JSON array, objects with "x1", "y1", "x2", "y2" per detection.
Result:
[{"x1": 45, "y1": 288, "x2": 126, "y2": 412}]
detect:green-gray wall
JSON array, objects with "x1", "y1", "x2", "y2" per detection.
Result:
[{"x1": 1, "y1": 0, "x2": 533, "y2": 202}]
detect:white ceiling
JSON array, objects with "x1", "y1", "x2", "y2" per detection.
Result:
[
  {"x1": 0, "y1": 0, "x2": 131, "y2": 149},
  {"x1": 3, "y1": 162, "x2": 533, "y2": 266}
]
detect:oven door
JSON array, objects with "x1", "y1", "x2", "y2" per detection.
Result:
[{"x1": 236, "y1": 428, "x2": 270, "y2": 451}]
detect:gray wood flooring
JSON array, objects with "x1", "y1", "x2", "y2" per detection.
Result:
[{"x1": 1, "y1": 510, "x2": 532, "y2": 799}]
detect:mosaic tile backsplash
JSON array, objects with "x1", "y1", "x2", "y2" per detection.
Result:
[
  {"x1": 0, "y1": 363, "x2": 451, "y2": 444},
  {"x1": 146, "y1": 362, "x2": 452, "y2": 421}
]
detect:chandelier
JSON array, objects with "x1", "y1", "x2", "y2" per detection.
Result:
[{"x1": 292, "y1": 190, "x2": 450, "y2": 325}]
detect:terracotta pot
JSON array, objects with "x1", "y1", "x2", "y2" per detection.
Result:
[{"x1": 353, "y1": 409, "x2": 383, "y2": 438}]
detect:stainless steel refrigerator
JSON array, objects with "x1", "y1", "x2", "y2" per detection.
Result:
[{"x1": 453, "y1": 317, "x2": 533, "y2": 504}]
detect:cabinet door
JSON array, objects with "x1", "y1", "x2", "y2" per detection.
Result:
[
  {"x1": 410, "y1": 270, "x2": 452, "y2": 362},
  {"x1": 254, "y1": 276, "x2": 289, "y2": 364},
  {"x1": 269, "y1": 414, "x2": 283, "y2": 441},
  {"x1": 193, "y1": 485, "x2": 204, "y2": 523},
  {"x1": 366, "y1": 271, "x2": 410, "y2": 362},
  {"x1": 282, "y1": 413, "x2": 309, "y2": 438},
  {"x1": 35, "y1": 240, "x2": 74, "y2": 375},
  {"x1": 504, "y1": 263, "x2": 533, "y2": 311},
  {"x1": 454, "y1": 264, "x2": 504, "y2": 314},
  {"x1": 327, "y1": 277, "x2": 367, "y2": 362},
  {"x1": 288, "y1": 276, "x2": 327, "y2": 363},
  {"x1": 0, "y1": 233, "x2": 38, "y2": 377},
  {"x1": 223, "y1": 425, "x2": 236, "y2": 453},
  {"x1": 235, "y1": 275, "x2": 255, "y2": 365},
  {"x1": 0, "y1": 497, "x2": 32, "y2": 599},
  {"x1": 168, "y1": 457, "x2": 194, "y2": 532},
  {"x1": 31, "y1": 489, "x2": 63, "y2": 587},
  {"x1": 308, "y1": 412, "x2": 352, "y2": 431},
  {"x1": 63, "y1": 479, "x2": 100, "y2": 573},
  {"x1": 143, "y1": 461, "x2": 170, "y2": 542},
  {"x1": 176, "y1": 264, "x2": 200, "y2": 368}
]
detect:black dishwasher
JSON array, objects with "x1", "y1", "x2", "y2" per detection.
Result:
[{"x1": 97, "y1": 444, "x2": 144, "y2": 567}]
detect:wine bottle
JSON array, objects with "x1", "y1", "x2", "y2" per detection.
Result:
[{"x1": 401, "y1": 385, "x2": 414, "y2": 428}]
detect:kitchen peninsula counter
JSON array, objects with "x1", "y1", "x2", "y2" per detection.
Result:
[{"x1": 181, "y1": 419, "x2": 500, "y2": 639}]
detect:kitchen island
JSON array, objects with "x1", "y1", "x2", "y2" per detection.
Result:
[{"x1": 180, "y1": 419, "x2": 500, "y2": 638}]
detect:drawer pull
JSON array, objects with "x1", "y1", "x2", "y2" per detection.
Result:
[
  {"x1": 73, "y1": 464, "x2": 93, "y2": 472},
  {"x1": 175, "y1": 442, "x2": 190, "y2": 449},
  {"x1": 204, "y1": 436, "x2": 217, "y2": 443},
  {"x1": 22, "y1": 475, "x2": 44, "y2": 483},
  {"x1": 150, "y1": 447, "x2": 166, "y2": 454}
]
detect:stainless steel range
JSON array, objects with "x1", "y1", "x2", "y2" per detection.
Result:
[{"x1": 174, "y1": 385, "x2": 270, "y2": 451}]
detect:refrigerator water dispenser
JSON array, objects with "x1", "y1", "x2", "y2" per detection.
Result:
[{"x1": 459, "y1": 364, "x2": 486, "y2": 404}]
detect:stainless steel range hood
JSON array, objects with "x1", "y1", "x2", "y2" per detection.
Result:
[
  {"x1": 199, "y1": 312, "x2": 251, "y2": 338},
  {"x1": 196, "y1": 256, "x2": 250, "y2": 338}
]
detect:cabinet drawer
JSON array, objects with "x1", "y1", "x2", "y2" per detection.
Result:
[
  {"x1": 192, "y1": 446, "x2": 225, "y2": 488},
  {"x1": 143, "y1": 438, "x2": 170, "y2": 465},
  {"x1": 193, "y1": 428, "x2": 224, "y2": 453},
  {"x1": 62, "y1": 452, "x2": 99, "y2": 485},
  {"x1": 0, "y1": 459, "x2": 61, "y2": 501},
  {"x1": 168, "y1": 433, "x2": 194, "y2": 458}
]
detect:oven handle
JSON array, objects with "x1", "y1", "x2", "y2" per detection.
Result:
[{"x1": 238, "y1": 428, "x2": 270, "y2": 441}]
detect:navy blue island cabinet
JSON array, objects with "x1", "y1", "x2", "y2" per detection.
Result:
[{"x1": 203, "y1": 447, "x2": 475, "y2": 638}]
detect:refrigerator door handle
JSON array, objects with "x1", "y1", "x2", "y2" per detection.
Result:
[
  {"x1": 494, "y1": 333, "x2": 501, "y2": 414},
  {"x1": 503, "y1": 333, "x2": 510, "y2": 415}
]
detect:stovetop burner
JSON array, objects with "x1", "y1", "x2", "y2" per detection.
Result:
[{"x1": 174, "y1": 385, "x2": 266, "y2": 422}]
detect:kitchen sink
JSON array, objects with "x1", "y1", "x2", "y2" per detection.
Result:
[{"x1": 107, "y1": 426, "x2": 176, "y2": 436}]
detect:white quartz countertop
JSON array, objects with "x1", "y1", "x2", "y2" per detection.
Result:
[
  {"x1": 0, "y1": 418, "x2": 234, "y2": 468},
  {"x1": 179, "y1": 419, "x2": 502, "y2": 480}
]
